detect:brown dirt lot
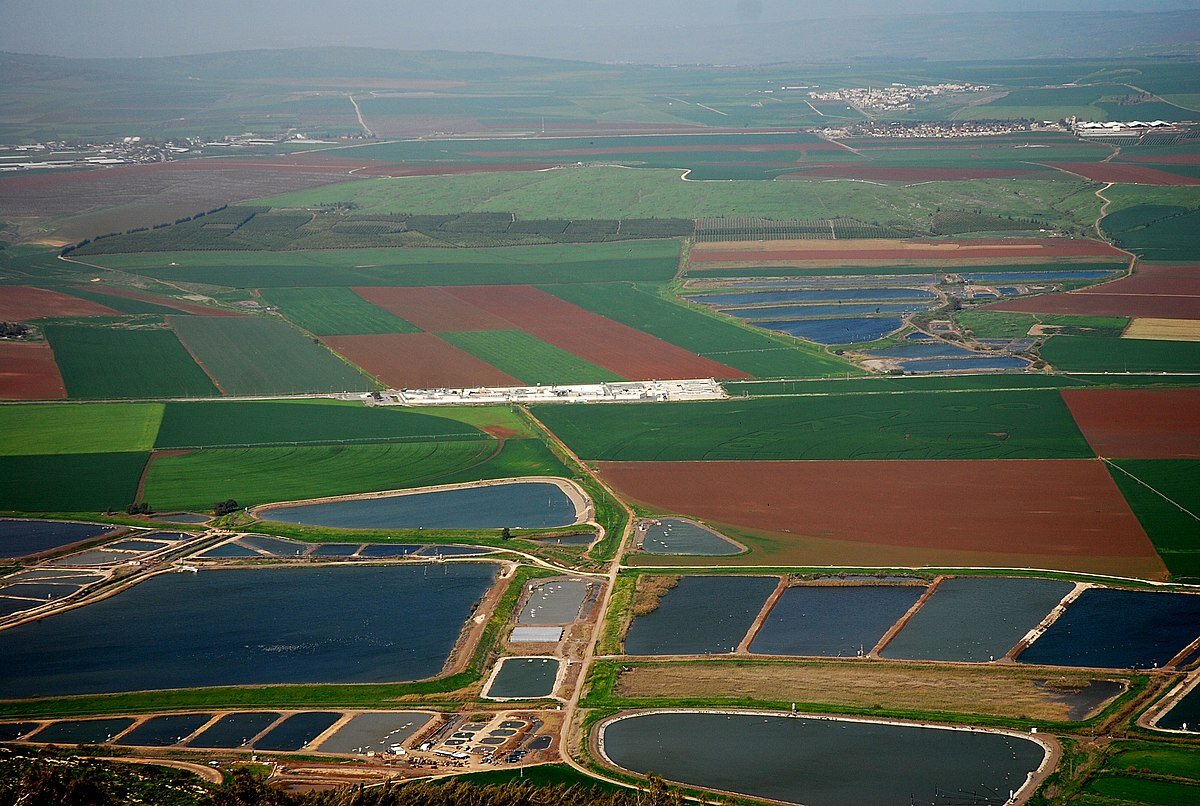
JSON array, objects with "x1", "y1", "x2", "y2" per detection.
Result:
[
  {"x1": 689, "y1": 238, "x2": 1124, "y2": 265},
  {"x1": 613, "y1": 661, "x2": 1127, "y2": 722},
  {"x1": 1049, "y1": 162, "x2": 1200, "y2": 186},
  {"x1": 990, "y1": 264, "x2": 1200, "y2": 320},
  {"x1": 1061, "y1": 389, "x2": 1200, "y2": 459},
  {"x1": 352, "y1": 286, "x2": 514, "y2": 332},
  {"x1": 597, "y1": 459, "x2": 1166, "y2": 578},
  {"x1": 446, "y1": 285, "x2": 750, "y2": 381},
  {"x1": 324, "y1": 332, "x2": 521, "y2": 389},
  {"x1": 0, "y1": 286, "x2": 118, "y2": 320},
  {"x1": 0, "y1": 341, "x2": 66, "y2": 400}
]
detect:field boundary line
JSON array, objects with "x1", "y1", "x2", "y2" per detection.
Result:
[{"x1": 1103, "y1": 458, "x2": 1200, "y2": 522}]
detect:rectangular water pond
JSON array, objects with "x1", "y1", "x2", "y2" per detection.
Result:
[
  {"x1": 882, "y1": 577, "x2": 1075, "y2": 663},
  {"x1": 115, "y1": 714, "x2": 213, "y2": 747},
  {"x1": 187, "y1": 712, "x2": 282, "y2": 748},
  {"x1": 722, "y1": 302, "x2": 932, "y2": 321},
  {"x1": 1018, "y1": 588, "x2": 1200, "y2": 669},
  {"x1": 0, "y1": 563, "x2": 497, "y2": 697},
  {"x1": 253, "y1": 712, "x2": 341, "y2": 752},
  {"x1": 601, "y1": 712, "x2": 1047, "y2": 806},
  {"x1": 484, "y1": 657, "x2": 560, "y2": 699},
  {"x1": 640, "y1": 519, "x2": 741, "y2": 556},
  {"x1": 0, "y1": 520, "x2": 112, "y2": 559},
  {"x1": 262, "y1": 481, "x2": 580, "y2": 530},
  {"x1": 691, "y1": 288, "x2": 935, "y2": 306},
  {"x1": 519, "y1": 579, "x2": 588, "y2": 626},
  {"x1": 317, "y1": 712, "x2": 433, "y2": 754},
  {"x1": 749, "y1": 585, "x2": 924, "y2": 657},
  {"x1": 1158, "y1": 684, "x2": 1200, "y2": 732},
  {"x1": 758, "y1": 317, "x2": 905, "y2": 345},
  {"x1": 30, "y1": 718, "x2": 136, "y2": 745},
  {"x1": 624, "y1": 576, "x2": 778, "y2": 656}
]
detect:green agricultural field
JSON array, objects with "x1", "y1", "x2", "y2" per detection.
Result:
[
  {"x1": 724, "y1": 374, "x2": 1200, "y2": 397},
  {"x1": 532, "y1": 390, "x2": 1093, "y2": 461},
  {"x1": 153, "y1": 399, "x2": 486, "y2": 449},
  {"x1": 1087, "y1": 775, "x2": 1200, "y2": 806},
  {"x1": 544, "y1": 283, "x2": 859, "y2": 378},
  {"x1": 0, "y1": 403, "x2": 163, "y2": 456},
  {"x1": 168, "y1": 316, "x2": 372, "y2": 395},
  {"x1": 440, "y1": 330, "x2": 622, "y2": 385},
  {"x1": 955, "y1": 309, "x2": 1129, "y2": 339},
  {"x1": 259, "y1": 287, "x2": 419, "y2": 335},
  {"x1": 1108, "y1": 460, "x2": 1200, "y2": 581},
  {"x1": 1106, "y1": 744, "x2": 1200, "y2": 781},
  {"x1": 252, "y1": 168, "x2": 1102, "y2": 233},
  {"x1": 87, "y1": 241, "x2": 682, "y2": 288},
  {"x1": 57, "y1": 287, "x2": 181, "y2": 315},
  {"x1": 0, "y1": 452, "x2": 148, "y2": 512},
  {"x1": 690, "y1": 262, "x2": 1126, "y2": 279},
  {"x1": 1042, "y1": 336, "x2": 1200, "y2": 373},
  {"x1": 142, "y1": 440, "x2": 499, "y2": 510},
  {"x1": 43, "y1": 325, "x2": 219, "y2": 400},
  {"x1": 1103, "y1": 205, "x2": 1200, "y2": 262},
  {"x1": 431, "y1": 438, "x2": 570, "y2": 485}
]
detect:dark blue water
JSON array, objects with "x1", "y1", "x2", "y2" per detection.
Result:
[
  {"x1": 264, "y1": 482, "x2": 578, "y2": 530},
  {"x1": 750, "y1": 585, "x2": 924, "y2": 657},
  {"x1": 418, "y1": 545, "x2": 492, "y2": 557},
  {"x1": 758, "y1": 317, "x2": 905, "y2": 345},
  {"x1": 107, "y1": 539, "x2": 169, "y2": 552},
  {"x1": 486, "y1": 657, "x2": 560, "y2": 698},
  {"x1": 187, "y1": 712, "x2": 282, "y2": 748},
  {"x1": 253, "y1": 712, "x2": 341, "y2": 752},
  {"x1": 692, "y1": 288, "x2": 935, "y2": 306},
  {"x1": 30, "y1": 718, "x2": 135, "y2": 745},
  {"x1": 602, "y1": 712, "x2": 1047, "y2": 806},
  {"x1": 0, "y1": 563, "x2": 497, "y2": 697},
  {"x1": 625, "y1": 576, "x2": 778, "y2": 656},
  {"x1": 899, "y1": 356, "x2": 1030, "y2": 373},
  {"x1": 0, "y1": 520, "x2": 111, "y2": 559},
  {"x1": 115, "y1": 714, "x2": 213, "y2": 747},
  {"x1": 733, "y1": 276, "x2": 939, "y2": 288},
  {"x1": 882, "y1": 578, "x2": 1075, "y2": 663},
  {"x1": 1158, "y1": 684, "x2": 1200, "y2": 732},
  {"x1": 962, "y1": 271, "x2": 1115, "y2": 283},
  {"x1": 641, "y1": 519, "x2": 741, "y2": 556},
  {"x1": 0, "y1": 723, "x2": 37, "y2": 741},
  {"x1": 239, "y1": 535, "x2": 308, "y2": 556},
  {"x1": 1018, "y1": 589, "x2": 1200, "y2": 669},
  {"x1": 318, "y1": 712, "x2": 433, "y2": 754},
  {"x1": 0, "y1": 599, "x2": 33, "y2": 618},
  {"x1": 51, "y1": 549, "x2": 132, "y2": 566},
  {"x1": 359, "y1": 543, "x2": 425, "y2": 557},
  {"x1": 0, "y1": 582, "x2": 82, "y2": 601},
  {"x1": 723, "y1": 302, "x2": 932, "y2": 320},
  {"x1": 198, "y1": 542, "x2": 261, "y2": 558},
  {"x1": 311, "y1": 543, "x2": 361, "y2": 557},
  {"x1": 869, "y1": 343, "x2": 975, "y2": 359}
]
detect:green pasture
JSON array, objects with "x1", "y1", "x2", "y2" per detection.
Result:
[
  {"x1": 689, "y1": 261, "x2": 1126, "y2": 279},
  {"x1": 1087, "y1": 775, "x2": 1200, "y2": 805},
  {"x1": 58, "y1": 287, "x2": 182, "y2": 315},
  {"x1": 259, "y1": 287, "x2": 419, "y2": 335},
  {"x1": 0, "y1": 452, "x2": 148, "y2": 512},
  {"x1": 153, "y1": 399, "x2": 485, "y2": 449},
  {"x1": 1108, "y1": 460, "x2": 1200, "y2": 581},
  {"x1": 440, "y1": 330, "x2": 622, "y2": 385},
  {"x1": 955, "y1": 309, "x2": 1129, "y2": 339},
  {"x1": 533, "y1": 390, "x2": 1093, "y2": 461},
  {"x1": 1042, "y1": 336, "x2": 1200, "y2": 373},
  {"x1": 544, "y1": 283, "x2": 859, "y2": 378},
  {"x1": 0, "y1": 403, "x2": 162, "y2": 456},
  {"x1": 43, "y1": 325, "x2": 219, "y2": 400},
  {"x1": 1105, "y1": 743, "x2": 1200, "y2": 781},
  {"x1": 168, "y1": 316, "x2": 372, "y2": 394},
  {"x1": 142, "y1": 440, "x2": 499, "y2": 510},
  {"x1": 87, "y1": 240, "x2": 681, "y2": 288},
  {"x1": 1103, "y1": 204, "x2": 1200, "y2": 262}
]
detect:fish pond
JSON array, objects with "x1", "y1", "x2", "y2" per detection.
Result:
[
  {"x1": 519, "y1": 578, "x2": 588, "y2": 626},
  {"x1": 624, "y1": 576, "x2": 777, "y2": 656},
  {"x1": 882, "y1": 577, "x2": 1075, "y2": 663},
  {"x1": 485, "y1": 657, "x2": 561, "y2": 699},
  {"x1": 187, "y1": 712, "x2": 282, "y2": 748},
  {"x1": 601, "y1": 712, "x2": 1047, "y2": 806},
  {"x1": 750, "y1": 585, "x2": 924, "y2": 657},
  {"x1": 640, "y1": 519, "x2": 741, "y2": 556},
  {"x1": 690, "y1": 288, "x2": 936, "y2": 306},
  {"x1": 0, "y1": 563, "x2": 498, "y2": 697},
  {"x1": 0, "y1": 520, "x2": 112, "y2": 559},
  {"x1": 759, "y1": 317, "x2": 905, "y2": 345},
  {"x1": 261, "y1": 481, "x2": 581, "y2": 530},
  {"x1": 1158, "y1": 683, "x2": 1200, "y2": 732},
  {"x1": 317, "y1": 712, "x2": 433, "y2": 754},
  {"x1": 722, "y1": 302, "x2": 932, "y2": 321},
  {"x1": 1018, "y1": 589, "x2": 1200, "y2": 669}
]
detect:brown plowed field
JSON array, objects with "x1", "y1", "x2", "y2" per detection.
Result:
[
  {"x1": 444, "y1": 285, "x2": 751, "y2": 380},
  {"x1": 1062, "y1": 389, "x2": 1200, "y2": 459},
  {"x1": 598, "y1": 459, "x2": 1166, "y2": 578},
  {"x1": 689, "y1": 237, "x2": 1123, "y2": 265},
  {"x1": 0, "y1": 341, "x2": 66, "y2": 400},
  {"x1": 0, "y1": 286, "x2": 119, "y2": 320},
  {"x1": 353, "y1": 287, "x2": 513, "y2": 332},
  {"x1": 781, "y1": 165, "x2": 1031, "y2": 181},
  {"x1": 990, "y1": 265, "x2": 1200, "y2": 319},
  {"x1": 74, "y1": 285, "x2": 244, "y2": 317},
  {"x1": 324, "y1": 333, "x2": 521, "y2": 389},
  {"x1": 1048, "y1": 162, "x2": 1200, "y2": 186}
]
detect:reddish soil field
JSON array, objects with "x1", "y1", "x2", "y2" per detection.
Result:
[
  {"x1": 444, "y1": 286, "x2": 751, "y2": 380},
  {"x1": 781, "y1": 165, "x2": 1031, "y2": 181},
  {"x1": 0, "y1": 341, "x2": 66, "y2": 400},
  {"x1": 598, "y1": 459, "x2": 1166, "y2": 578},
  {"x1": 1061, "y1": 389, "x2": 1200, "y2": 459},
  {"x1": 690, "y1": 237, "x2": 1123, "y2": 265},
  {"x1": 0, "y1": 286, "x2": 118, "y2": 320},
  {"x1": 990, "y1": 265, "x2": 1200, "y2": 319},
  {"x1": 323, "y1": 333, "x2": 520, "y2": 389},
  {"x1": 352, "y1": 287, "x2": 514, "y2": 332},
  {"x1": 74, "y1": 285, "x2": 244, "y2": 317},
  {"x1": 1122, "y1": 154, "x2": 1200, "y2": 165},
  {"x1": 1048, "y1": 162, "x2": 1200, "y2": 186}
]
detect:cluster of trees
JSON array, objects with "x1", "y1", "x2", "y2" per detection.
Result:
[
  {"x1": 0, "y1": 322, "x2": 31, "y2": 339},
  {"x1": 214, "y1": 499, "x2": 240, "y2": 516}
]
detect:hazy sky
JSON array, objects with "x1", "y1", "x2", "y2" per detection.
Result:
[{"x1": 2, "y1": 1, "x2": 1198, "y2": 58}]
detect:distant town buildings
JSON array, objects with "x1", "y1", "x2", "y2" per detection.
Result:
[{"x1": 807, "y1": 83, "x2": 992, "y2": 114}]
